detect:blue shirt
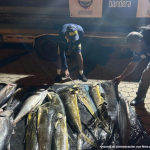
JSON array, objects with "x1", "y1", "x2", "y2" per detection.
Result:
[
  {"x1": 58, "y1": 24, "x2": 84, "y2": 69},
  {"x1": 132, "y1": 43, "x2": 150, "y2": 63}
]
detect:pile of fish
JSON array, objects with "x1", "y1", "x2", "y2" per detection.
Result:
[{"x1": 0, "y1": 81, "x2": 150, "y2": 150}]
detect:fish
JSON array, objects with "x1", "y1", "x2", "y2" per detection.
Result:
[
  {"x1": 53, "y1": 113, "x2": 68, "y2": 150},
  {"x1": 90, "y1": 84, "x2": 108, "y2": 125},
  {"x1": 47, "y1": 90, "x2": 66, "y2": 116},
  {"x1": 13, "y1": 89, "x2": 47, "y2": 125},
  {"x1": 90, "y1": 83, "x2": 105, "y2": 116},
  {"x1": 37, "y1": 102, "x2": 55, "y2": 150},
  {"x1": 25, "y1": 111, "x2": 38, "y2": 150},
  {"x1": 74, "y1": 84, "x2": 110, "y2": 134},
  {"x1": 6, "y1": 88, "x2": 27, "y2": 111},
  {"x1": 59, "y1": 88, "x2": 100, "y2": 150},
  {"x1": 74, "y1": 84, "x2": 98, "y2": 119},
  {"x1": 0, "y1": 83, "x2": 17, "y2": 107},
  {"x1": 101, "y1": 80, "x2": 130, "y2": 145},
  {"x1": 0, "y1": 110, "x2": 14, "y2": 150},
  {"x1": 101, "y1": 80, "x2": 118, "y2": 122},
  {"x1": 116, "y1": 88, "x2": 130, "y2": 145}
]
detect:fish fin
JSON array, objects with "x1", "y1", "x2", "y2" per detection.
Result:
[
  {"x1": 55, "y1": 120, "x2": 60, "y2": 129},
  {"x1": 81, "y1": 133, "x2": 100, "y2": 150},
  {"x1": 48, "y1": 93, "x2": 52, "y2": 100}
]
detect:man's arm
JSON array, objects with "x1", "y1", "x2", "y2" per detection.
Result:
[{"x1": 115, "y1": 61, "x2": 139, "y2": 84}]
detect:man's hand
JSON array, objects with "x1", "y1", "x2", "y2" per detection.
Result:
[
  {"x1": 114, "y1": 76, "x2": 123, "y2": 84},
  {"x1": 64, "y1": 69, "x2": 70, "y2": 77},
  {"x1": 66, "y1": 50, "x2": 71, "y2": 56}
]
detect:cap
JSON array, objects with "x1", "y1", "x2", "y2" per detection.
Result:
[{"x1": 66, "y1": 25, "x2": 79, "y2": 42}]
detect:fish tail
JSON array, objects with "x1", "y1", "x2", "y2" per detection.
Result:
[
  {"x1": 96, "y1": 118, "x2": 110, "y2": 134},
  {"x1": 81, "y1": 133, "x2": 101, "y2": 150}
]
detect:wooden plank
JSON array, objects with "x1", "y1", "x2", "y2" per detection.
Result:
[{"x1": 0, "y1": 28, "x2": 127, "y2": 38}]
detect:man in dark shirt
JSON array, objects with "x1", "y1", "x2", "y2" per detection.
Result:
[
  {"x1": 54, "y1": 23, "x2": 88, "y2": 82},
  {"x1": 115, "y1": 30, "x2": 150, "y2": 106}
]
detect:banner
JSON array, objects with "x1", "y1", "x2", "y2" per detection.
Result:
[
  {"x1": 102, "y1": 0, "x2": 138, "y2": 18},
  {"x1": 136, "y1": 0, "x2": 150, "y2": 17},
  {"x1": 69, "y1": 0, "x2": 103, "y2": 18}
]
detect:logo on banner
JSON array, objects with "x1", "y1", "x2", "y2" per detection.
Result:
[
  {"x1": 78, "y1": 0, "x2": 93, "y2": 9},
  {"x1": 109, "y1": 0, "x2": 131, "y2": 8}
]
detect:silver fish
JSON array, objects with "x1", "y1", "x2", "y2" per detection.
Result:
[
  {"x1": 6, "y1": 88, "x2": 27, "y2": 111},
  {"x1": 0, "y1": 110, "x2": 14, "y2": 150},
  {"x1": 0, "y1": 83, "x2": 17, "y2": 107},
  {"x1": 13, "y1": 89, "x2": 47, "y2": 125}
]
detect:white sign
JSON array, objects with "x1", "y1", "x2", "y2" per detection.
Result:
[
  {"x1": 69, "y1": 0, "x2": 103, "y2": 18},
  {"x1": 136, "y1": 0, "x2": 150, "y2": 17}
]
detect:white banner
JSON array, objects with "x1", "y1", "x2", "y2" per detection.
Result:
[
  {"x1": 69, "y1": 0, "x2": 103, "y2": 18},
  {"x1": 136, "y1": 0, "x2": 150, "y2": 17}
]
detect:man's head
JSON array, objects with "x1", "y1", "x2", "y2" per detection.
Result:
[
  {"x1": 66, "y1": 24, "x2": 79, "y2": 43},
  {"x1": 126, "y1": 32, "x2": 144, "y2": 53}
]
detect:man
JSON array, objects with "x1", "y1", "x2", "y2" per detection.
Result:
[
  {"x1": 115, "y1": 30, "x2": 150, "y2": 106},
  {"x1": 54, "y1": 23, "x2": 88, "y2": 82}
]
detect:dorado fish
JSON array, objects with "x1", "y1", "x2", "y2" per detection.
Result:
[
  {"x1": 37, "y1": 102, "x2": 55, "y2": 150},
  {"x1": 25, "y1": 111, "x2": 38, "y2": 150},
  {"x1": 90, "y1": 84, "x2": 105, "y2": 116},
  {"x1": 74, "y1": 84, "x2": 110, "y2": 133},
  {"x1": 90, "y1": 83, "x2": 108, "y2": 126},
  {"x1": 47, "y1": 90, "x2": 65, "y2": 116},
  {"x1": 6, "y1": 88, "x2": 27, "y2": 111},
  {"x1": 59, "y1": 88, "x2": 100, "y2": 150},
  {"x1": 0, "y1": 110, "x2": 14, "y2": 150},
  {"x1": 13, "y1": 89, "x2": 47, "y2": 125},
  {"x1": 74, "y1": 84, "x2": 98, "y2": 119},
  {"x1": 0, "y1": 83, "x2": 17, "y2": 107},
  {"x1": 53, "y1": 113, "x2": 68, "y2": 150}
]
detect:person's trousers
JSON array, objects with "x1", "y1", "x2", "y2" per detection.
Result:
[{"x1": 137, "y1": 62, "x2": 150, "y2": 98}]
